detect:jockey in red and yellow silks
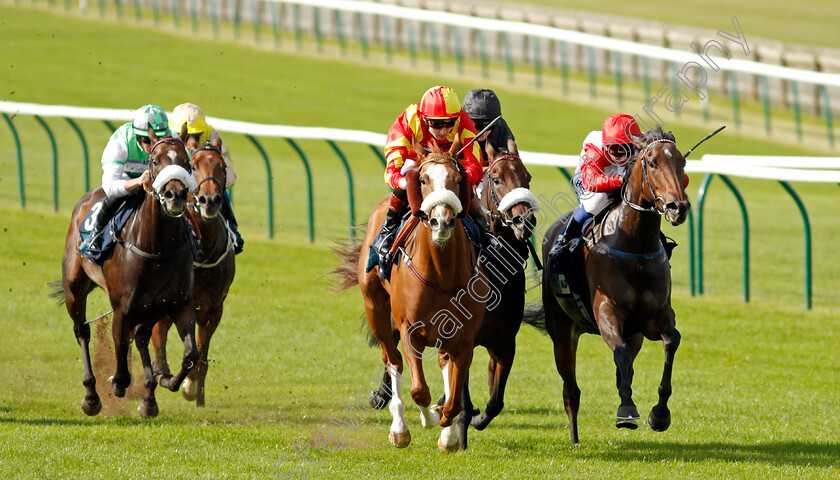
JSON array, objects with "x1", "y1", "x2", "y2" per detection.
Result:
[{"x1": 369, "y1": 86, "x2": 492, "y2": 281}]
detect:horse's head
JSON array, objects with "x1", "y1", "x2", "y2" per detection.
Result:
[
  {"x1": 148, "y1": 126, "x2": 195, "y2": 217},
  {"x1": 627, "y1": 127, "x2": 691, "y2": 226},
  {"x1": 189, "y1": 136, "x2": 226, "y2": 220},
  {"x1": 482, "y1": 139, "x2": 539, "y2": 240},
  {"x1": 415, "y1": 139, "x2": 463, "y2": 245}
]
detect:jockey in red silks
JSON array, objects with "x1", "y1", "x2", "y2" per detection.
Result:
[
  {"x1": 370, "y1": 86, "x2": 487, "y2": 277},
  {"x1": 556, "y1": 113, "x2": 689, "y2": 250}
]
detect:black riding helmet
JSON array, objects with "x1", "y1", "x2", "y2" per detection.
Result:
[{"x1": 462, "y1": 89, "x2": 502, "y2": 123}]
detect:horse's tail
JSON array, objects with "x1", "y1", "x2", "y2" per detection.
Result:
[
  {"x1": 522, "y1": 303, "x2": 547, "y2": 334},
  {"x1": 327, "y1": 232, "x2": 364, "y2": 293},
  {"x1": 361, "y1": 315, "x2": 378, "y2": 348},
  {"x1": 47, "y1": 279, "x2": 66, "y2": 306}
]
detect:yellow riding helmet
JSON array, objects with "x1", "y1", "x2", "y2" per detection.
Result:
[{"x1": 169, "y1": 103, "x2": 210, "y2": 135}]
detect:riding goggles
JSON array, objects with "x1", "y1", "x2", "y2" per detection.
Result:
[
  {"x1": 426, "y1": 117, "x2": 458, "y2": 129},
  {"x1": 607, "y1": 143, "x2": 635, "y2": 160}
]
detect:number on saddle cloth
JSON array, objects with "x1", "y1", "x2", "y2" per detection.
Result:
[{"x1": 78, "y1": 195, "x2": 142, "y2": 265}]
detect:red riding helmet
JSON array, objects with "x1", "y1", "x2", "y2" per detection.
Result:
[
  {"x1": 419, "y1": 86, "x2": 461, "y2": 119},
  {"x1": 602, "y1": 113, "x2": 642, "y2": 146}
]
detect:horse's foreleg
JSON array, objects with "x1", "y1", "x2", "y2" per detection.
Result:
[
  {"x1": 648, "y1": 323, "x2": 680, "y2": 432},
  {"x1": 134, "y1": 324, "x2": 159, "y2": 419},
  {"x1": 187, "y1": 308, "x2": 222, "y2": 407},
  {"x1": 151, "y1": 319, "x2": 172, "y2": 380},
  {"x1": 159, "y1": 307, "x2": 198, "y2": 392},
  {"x1": 597, "y1": 304, "x2": 639, "y2": 429},
  {"x1": 386, "y1": 364, "x2": 411, "y2": 448},
  {"x1": 438, "y1": 349, "x2": 472, "y2": 452},
  {"x1": 471, "y1": 348, "x2": 515, "y2": 431}
]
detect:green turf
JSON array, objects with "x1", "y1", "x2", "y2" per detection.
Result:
[{"x1": 1, "y1": 4, "x2": 839, "y2": 479}]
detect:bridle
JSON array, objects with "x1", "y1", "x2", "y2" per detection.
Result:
[
  {"x1": 482, "y1": 154, "x2": 535, "y2": 227},
  {"x1": 620, "y1": 139, "x2": 676, "y2": 215},
  {"x1": 191, "y1": 143, "x2": 227, "y2": 198},
  {"x1": 146, "y1": 137, "x2": 192, "y2": 217}
]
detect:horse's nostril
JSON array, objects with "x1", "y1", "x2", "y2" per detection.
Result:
[
  {"x1": 164, "y1": 191, "x2": 174, "y2": 200},
  {"x1": 666, "y1": 202, "x2": 678, "y2": 211},
  {"x1": 178, "y1": 191, "x2": 188, "y2": 201},
  {"x1": 198, "y1": 196, "x2": 208, "y2": 205},
  {"x1": 429, "y1": 218, "x2": 439, "y2": 229},
  {"x1": 512, "y1": 215, "x2": 524, "y2": 226},
  {"x1": 212, "y1": 195, "x2": 222, "y2": 206},
  {"x1": 446, "y1": 218, "x2": 455, "y2": 229}
]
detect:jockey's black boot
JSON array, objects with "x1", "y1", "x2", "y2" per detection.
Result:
[
  {"x1": 221, "y1": 194, "x2": 244, "y2": 254},
  {"x1": 79, "y1": 195, "x2": 117, "y2": 255},
  {"x1": 470, "y1": 210, "x2": 496, "y2": 250},
  {"x1": 370, "y1": 193, "x2": 407, "y2": 280},
  {"x1": 549, "y1": 216, "x2": 582, "y2": 261}
]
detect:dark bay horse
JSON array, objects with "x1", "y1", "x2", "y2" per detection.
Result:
[
  {"x1": 152, "y1": 136, "x2": 235, "y2": 407},
  {"x1": 333, "y1": 140, "x2": 487, "y2": 451},
  {"x1": 459, "y1": 142, "x2": 539, "y2": 449},
  {"x1": 58, "y1": 129, "x2": 198, "y2": 418},
  {"x1": 538, "y1": 127, "x2": 690, "y2": 444}
]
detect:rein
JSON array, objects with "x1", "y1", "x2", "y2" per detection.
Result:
[
  {"x1": 115, "y1": 210, "x2": 189, "y2": 260},
  {"x1": 418, "y1": 155, "x2": 456, "y2": 169},
  {"x1": 620, "y1": 139, "x2": 676, "y2": 215},
  {"x1": 193, "y1": 216, "x2": 234, "y2": 269},
  {"x1": 482, "y1": 154, "x2": 531, "y2": 226},
  {"x1": 191, "y1": 143, "x2": 227, "y2": 200}
]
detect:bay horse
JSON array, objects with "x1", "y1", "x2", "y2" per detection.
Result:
[
  {"x1": 537, "y1": 126, "x2": 690, "y2": 444},
  {"x1": 333, "y1": 139, "x2": 487, "y2": 451},
  {"x1": 151, "y1": 136, "x2": 235, "y2": 407},
  {"x1": 58, "y1": 128, "x2": 198, "y2": 418},
  {"x1": 458, "y1": 141, "x2": 539, "y2": 449}
]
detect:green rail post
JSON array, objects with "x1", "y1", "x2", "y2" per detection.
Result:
[
  {"x1": 642, "y1": 57, "x2": 650, "y2": 100},
  {"x1": 326, "y1": 140, "x2": 356, "y2": 238},
  {"x1": 687, "y1": 208, "x2": 695, "y2": 295},
  {"x1": 822, "y1": 85, "x2": 834, "y2": 147},
  {"x1": 503, "y1": 33, "x2": 514, "y2": 83},
  {"x1": 407, "y1": 21, "x2": 417, "y2": 66},
  {"x1": 285, "y1": 138, "x2": 315, "y2": 243},
  {"x1": 429, "y1": 24, "x2": 440, "y2": 70},
  {"x1": 335, "y1": 11, "x2": 345, "y2": 55},
  {"x1": 760, "y1": 76, "x2": 771, "y2": 135},
  {"x1": 34, "y1": 116, "x2": 59, "y2": 211},
  {"x1": 453, "y1": 27, "x2": 463, "y2": 74},
  {"x1": 170, "y1": 0, "x2": 178, "y2": 28},
  {"x1": 533, "y1": 37, "x2": 541, "y2": 89},
  {"x1": 702, "y1": 87, "x2": 710, "y2": 123},
  {"x1": 587, "y1": 47, "x2": 596, "y2": 100},
  {"x1": 384, "y1": 17, "x2": 392, "y2": 64},
  {"x1": 251, "y1": 0, "x2": 260, "y2": 43},
  {"x1": 695, "y1": 173, "x2": 713, "y2": 294},
  {"x1": 730, "y1": 73, "x2": 740, "y2": 128},
  {"x1": 233, "y1": 0, "x2": 241, "y2": 39},
  {"x1": 779, "y1": 181, "x2": 812, "y2": 309},
  {"x1": 114, "y1": 0, "x2": 122, "y2": 20},
  {"x1": 477, "y1": 30, "x2": 488, "y2": 80},
  {"x1": 615, "y1": 53, "x2": 623, "y2": 106},
  {"x1": 3, "y1": 113, "x2": 25, "y2": 207},
  {"x1": 556, "y1": 167, "x2": 572, "y2": 183},
  {"x1": 356, "y1": 12, "x2": 368, "y2": 58},
  {"x1": 718, "y1": 175, "x2": 750, "y2": 302},
  {"x1": 102, "y1": 119, "x2": 116, "y2": 132},
  {"x1": 559, "y1": 42, "x2": 568, "y2": 95},
  {"x1": 152, "y1": 0, "x2": 160, "y2": 26},
  {"x1": 792, "y1": 81, "x2": 803, "y2": 141},
  {"x1": 270, "y1": 1, "x2": 279, "y2": 47},
  {"x1": 66, "y1": 118, "x2": 90, "y2": 193},
  {"x1": 368, "y1": 144, "x2": 386, "y2": 168},
  {"x1": 294, "y1": 3, "x2": 302, "y2": 51},
  {"x1": 133, "y1": 0, "x2": 141, "y2": 21},
  {"x1": 190, "y1": 0, "x2": 198, "y2": 34},
  {"x1": 313, "y1": 8, "x2": 323, "y2": 53},
  {"x1": 244, "y1": 135, "x2": 274, "y2": 239}
]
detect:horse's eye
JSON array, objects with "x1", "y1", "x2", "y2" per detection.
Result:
[
  {"x1": 492, "y1": 177, "x2": 500, "y2": 185},
  {"x1": 420, "y1": 177, "x2": 426, "y2": 185}
]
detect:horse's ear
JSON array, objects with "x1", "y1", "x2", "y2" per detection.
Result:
[
  {"x1": 485, "y1": 140, "x2": 497, "y2": 161},
  {"x1": 179, "y1": 122, "x2": 189, "y2": 143},
  {"x1": 148, "y1": 127, "x2": 158, "y2": 143},
  {"x1": 506, "y1": 138, "x2": 519, "y2": 156},
  {"x1": 631, "y1": 132, "x2": 645, "y2": 150},
  {"x1": 447, "y1": 132, "x2": 460, "y2": 157},
  {"x1": 210, "y1": 131, "x2": 222, "y2": 150}
]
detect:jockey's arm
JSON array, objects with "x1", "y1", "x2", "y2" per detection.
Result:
[{"x1": 580, "y1": 152, "x2": 622, "y2": 193}]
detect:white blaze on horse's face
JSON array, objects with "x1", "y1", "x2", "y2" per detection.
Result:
[{"x1": 422, "y1": 163, "x2": 459, "y2": 244}]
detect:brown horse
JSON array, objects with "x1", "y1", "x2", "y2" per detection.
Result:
[
  {"x1": 151, "y1": 136, "x2": 235, "y2": 407},
  {"x1": 537, "y1": 126, "x2": 690, "y2": 444},
  {"x1": 458, "y1": 142, "x2": 539, "y2": 448},
  {"x1": 58, "y1": 129, "x2": 198, "y2": 418},
  {"x1": 333, "y1": 140, "x2": 488, "y2": 451}
]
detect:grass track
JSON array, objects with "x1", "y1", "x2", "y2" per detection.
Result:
[{"x1": 1, "y1": 5, "x2": 839, "y2": 479}]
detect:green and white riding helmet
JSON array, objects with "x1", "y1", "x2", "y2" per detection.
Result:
[{"x1": 132, "y1": 104, "x2": 170, "y2": 138}]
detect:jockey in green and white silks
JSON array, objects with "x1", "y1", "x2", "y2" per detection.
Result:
[{"x1": 80, "y1": 104, "x2": 174, "y2": 255}]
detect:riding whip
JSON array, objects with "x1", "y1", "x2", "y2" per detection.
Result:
[
  {"x1": 683, "y1": 125, "x2": 726, "y2": 158},
  {"x1": 456, "y1": 115, "x2": 502, "y2": 156}
]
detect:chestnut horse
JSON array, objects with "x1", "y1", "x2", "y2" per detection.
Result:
[
  {"x1": 152, "y1": 137, "x2": 235, "y2": 407},
  {"x1": 333, "y1": 140, "x2": 487, "y2": 451},
  {"x1": 537, "y1": 127, "x2": 690, "y2": 444},
  {"x1": 459, "y1": 142, "x2": 539, "y2": 449},
  {"x1": 58, "y1": 129, "x2": 198, "y2": 418}
]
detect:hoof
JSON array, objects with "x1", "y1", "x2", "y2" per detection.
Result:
[
  {"x1": 437, "y1": 427, "x2": 460, "y2": 453},
  {"x1": 367, "y1": 391, "x2": 389, "y2": 410},
  {"x1": 181, "y1": 378, "x2": 198, "y2": 402},
  {"x1": 389, "y1": 430, "x2": 411, "y2": 448},
  {"x1": 647, "y1": 407, "x2": 671, "y2": 432},
  {"x1": 471, "y1": 411, "x2": 490, "y2": 431},
  {"x1": 616, "y1": 405, "x2": 640, "y2": 429},
  {"x1": 138, "y1": 401, "x2": 159, "y2": 419},
  {"x1": 80, "y1": 395, "x2": 102, "y2": 416},
  {"x1": 109, "y1": 376, "x2": 126, "y2": 398}
]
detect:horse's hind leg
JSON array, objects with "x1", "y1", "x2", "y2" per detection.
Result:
[
  {"x1": 648, "y1": 320, "x2": 681, "y2": 432},
  {"x1": 64, "y1": 276, "x2": 101, "y2": 416},
  {"x1": 438, "y1": 349, "x2": 473, "y2": 452},
  {"x1": 386, "y1": 364, "x2": 411, "y2": 448},
  {"x1": 471, "y1": 348, "x2": 515, "y2": 431},
  {"x1": 544, "y1": 292, "x2": 583, "y2": 444},
  {"x1": 186, "y1": 308, "x2": 222, "y2": 407},
  {"x1": 134, "y1": 323, "x2": 159, "y2": 419},
  {"x1": 457, "y1": 376, "x2": 474, "y2": 450}
]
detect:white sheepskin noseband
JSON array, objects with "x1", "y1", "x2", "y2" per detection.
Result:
[
  {"x1": 420, "y1": 189, "x2": 463, "y2": 216},
  {"x1": 497, "y1": 187, "x2": 540, "y2": 214},
  {"x1": 152, "y1": 164, "x2": 197, "y2": 194}
]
